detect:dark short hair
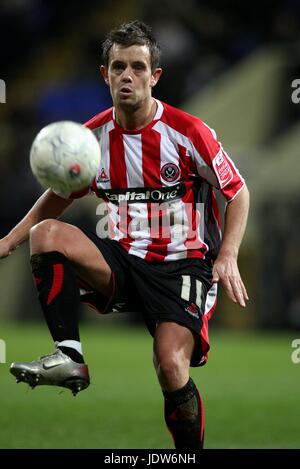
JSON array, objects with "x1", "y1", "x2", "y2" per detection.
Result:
[{"x1": 102, "y1": 20, "x2": 161, "y2": 71}]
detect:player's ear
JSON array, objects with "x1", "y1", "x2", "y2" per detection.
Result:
[
  {"x1": 150, "y1": 68, "x2": 163, "y2": 88},
  {"x1": 100, "y1": 65, "x2": 109, "y2": 85}
]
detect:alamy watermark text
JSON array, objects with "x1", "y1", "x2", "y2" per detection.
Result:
[
  {"x1": 291, "y1": 79, "x2": 300, "y2": 104},
  {"x1": 0, "y1": 79, "x2": 6, "y2": 103},
  {"x1": 0, "y1": 339, "x2": 6, "y2": 363}
]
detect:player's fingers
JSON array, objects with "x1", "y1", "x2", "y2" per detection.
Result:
[
  {"x1": 212, "y1": 271, "x2": 220, "y2": 283},
  {"x1": 229, "y1": 276, "x2": 246, "y2": 307},
  {"x1": 222, "y1": 276, "x2": 237, "y2": 304},
  {"x1": 240, "y1": 279, "x2": 249, "y2": 301},
  {"x1": 212, "y1": 265, "x2": 221, "y2": 283}
]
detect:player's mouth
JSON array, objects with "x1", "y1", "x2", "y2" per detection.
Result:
[{"x1": 119, "y1": 86, "x2": 133, "y2": 97}]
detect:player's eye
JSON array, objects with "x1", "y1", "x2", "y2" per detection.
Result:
[
  {"x1": 133, "y1": 64, "x2": 146, "y2": 71},
  {"x1": 112, "y1": 63, "x2": 125, "y2": 72}
]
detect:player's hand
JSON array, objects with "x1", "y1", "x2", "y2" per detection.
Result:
[
  {"x1": 212, "y1": 251, "x2": 249, "y2": 307},
  {"x1": 0, "y1": 237, "x2": 15, "y2": 259}
]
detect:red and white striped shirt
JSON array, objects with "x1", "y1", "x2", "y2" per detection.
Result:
[{"x1": 75, "y1": 99, "x2": 244, "y2": 262}]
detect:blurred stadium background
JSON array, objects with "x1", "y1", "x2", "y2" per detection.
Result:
[{"x1": 0, "y1": 0, "x2": 300, "y2": 449}]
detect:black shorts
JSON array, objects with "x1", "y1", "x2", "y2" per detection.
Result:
[{"x1": 77, "y1": 230, "x2": 218, "y2": 367}]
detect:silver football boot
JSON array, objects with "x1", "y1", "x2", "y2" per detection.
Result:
[{"x1": 10, "y1": 343, "x2": 90, "y2": 396}]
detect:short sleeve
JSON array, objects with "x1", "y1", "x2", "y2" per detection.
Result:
[{"x1": 190, "y1": 119, "x2": 245, "y2": 202}]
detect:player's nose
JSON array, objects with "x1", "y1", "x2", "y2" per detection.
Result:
[{"x1": 121, "y1": 67, "x2": 133, "y2": 82}]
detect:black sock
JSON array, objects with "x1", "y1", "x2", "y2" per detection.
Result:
[
  {"x1": 163, "y1": 377, "x2": 204, "y2": 449},
  {"x1": 30, "y1": 251, "x2": 84, "y2": 363}
]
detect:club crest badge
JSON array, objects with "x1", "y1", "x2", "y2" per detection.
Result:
[{"x1": 161, "y1": 163, "x2": 180, "y2": 183}]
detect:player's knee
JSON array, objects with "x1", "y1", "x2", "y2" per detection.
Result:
[
  {"x1": 30, "y1": 219, "x2": 62, "y2": 252},
  {"x1": 154, "y1": 352, "x2": 183, "y2": 382}
]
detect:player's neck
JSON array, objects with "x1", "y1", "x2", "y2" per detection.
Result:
[{"x1": 115, "y1": 98, "x2": 157, "y2": 131}]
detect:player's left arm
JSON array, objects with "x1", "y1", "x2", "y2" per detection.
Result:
[
  {"x1": 189, "y1": 118, "x2": 250, "y2": 307},
  {"x1": 212, "y1": 185, "x2": 250, "y2": 307}
]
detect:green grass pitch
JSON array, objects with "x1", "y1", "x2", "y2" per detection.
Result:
[{"x1": 0, "y1": 322, "x2": 299, "y2": 448}]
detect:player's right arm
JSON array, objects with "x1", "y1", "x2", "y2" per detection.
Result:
[{"x1": 0, "y1": 189, "x2": 73, "y2": 259}]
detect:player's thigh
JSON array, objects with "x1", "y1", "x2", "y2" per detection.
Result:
[
  {"x1": 33, "y1": 219, "x2": 112, "y2": 293},
  {"x1": 62, "y1": 224, "x2": 113, "y2": 291}
]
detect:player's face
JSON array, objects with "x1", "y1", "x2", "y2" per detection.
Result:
[{"x1": 101, "y1": 44, "x2": 162, "y2": 109}]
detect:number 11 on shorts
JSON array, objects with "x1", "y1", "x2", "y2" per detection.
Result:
[{"x1": 181, "y1": 275, "x2": 202, "y2": 308}]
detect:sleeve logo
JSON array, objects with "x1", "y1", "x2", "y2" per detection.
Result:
[{"x1": 212, "y1": 150, "x2": 233, "y2": 188}]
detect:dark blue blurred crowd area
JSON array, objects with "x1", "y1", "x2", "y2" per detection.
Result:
[
  {"x1": 145, "y1": 0, "x2": 300, "y2": 105},
  {"x1": 0, "y1": 0, "x2": 113, "y2": 236},
  {"x1": 1, "y1": 0, "x2": 300, "y2": 327}
]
